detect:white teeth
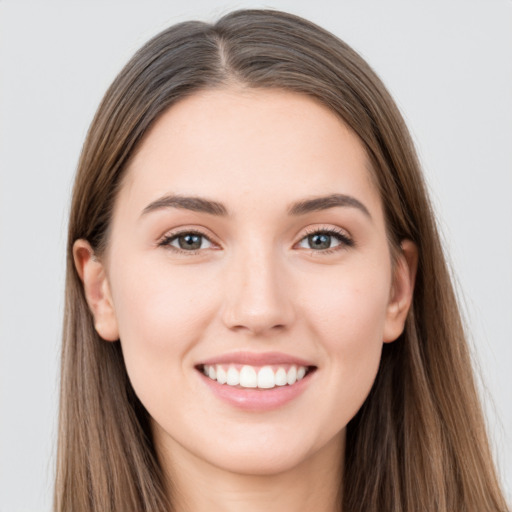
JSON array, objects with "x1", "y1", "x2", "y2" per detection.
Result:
[
  {"x1": 226, "y1": 366, "x2": 240, "y2": 386},
  {"x1": 257, "y1": 366, "x2": 275, "y2": 389},
  {"x1": 239, "y1": 365, "x2": 257, "y2": 388},
  {"x1": 202, "y1": 364, "x2": 310, "y2": 389},
  {"x1": 216, "y1": 366, "x2": 227, "y2": 384},
  {"x1": 275, "y1": 367, "x2": 287, "y2": 386},
  {"x1": 287, "y1": 366, "x2": 297, "y2": 385}
]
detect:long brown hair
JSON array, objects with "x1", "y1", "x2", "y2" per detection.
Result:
[{"x1": 55, "y1": 9, "x2": 508, "y2": 511}]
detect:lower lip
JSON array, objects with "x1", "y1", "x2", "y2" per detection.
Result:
[{"x1": 198, "y1": 371, "x2": 314, "y2": 412}]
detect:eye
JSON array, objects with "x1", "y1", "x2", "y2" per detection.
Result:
[
  {"x1": 159, "y1": 231, "x2": 214, "y2": 252},
  {"x1": 297, "y1": 228, "x2": 353, "y2": 252}
]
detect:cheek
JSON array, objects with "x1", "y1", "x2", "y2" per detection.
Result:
[
  {"x1": 112, "y1": 257, "x2": 218, "y2": 340},
  {"x1": 108, "y1": 258, "x2": 219, "y2": 393},
  {"x1": 304, "y1": 258, "x2": 391, "y2": 340},
  {"x1": 301, "y1": 258, "x2": 391, "y2": 393}
]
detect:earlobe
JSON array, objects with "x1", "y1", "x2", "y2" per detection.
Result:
[
  {"x1": 73, "y1": 239, "x2": 119, "y2": 342},
  {"x1": 383, "y1": 239, "x2": 418, "y2": 343}
]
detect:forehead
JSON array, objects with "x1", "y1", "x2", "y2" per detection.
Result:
[{"x1": 119, "y1": 87, "x2": 382, "y2": 220}]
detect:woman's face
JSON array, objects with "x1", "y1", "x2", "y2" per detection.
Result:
[{"x1": 76, "y1": 88, "x2": 415, "y2": 477}]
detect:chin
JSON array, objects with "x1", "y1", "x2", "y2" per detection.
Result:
[
  {"x1": 195, "y1": 427, "x2": 345, "y2": 477},
  {"x1": 207, "y1": 447, "x2": 315, "y2": 476}
]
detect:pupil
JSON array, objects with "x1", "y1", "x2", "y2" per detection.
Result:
[
  {"x1": 309, "y1": 233, "x2": 331, "y2": 249},
  {"x1": 179, "y1": 234, "x2": 201, "y2": 250}
]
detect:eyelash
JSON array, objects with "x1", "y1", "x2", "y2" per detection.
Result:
[
  {"x1": 158, "y1": 230, "x2": 215, "y2": 255},
  {"x1": 300, "y1": 227, "x2": 354, "y2": 254},
  {"x1": 157, "y1": 227, "x2": 354, "y2": 255}
]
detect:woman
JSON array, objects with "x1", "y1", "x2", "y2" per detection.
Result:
[{"x1": 55, "y1": 9, "x2": 508, "y2": 512}]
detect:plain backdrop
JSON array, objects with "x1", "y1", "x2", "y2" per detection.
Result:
[{"x1": 0, "y1": 1, "x2": 511, "y2": 510}]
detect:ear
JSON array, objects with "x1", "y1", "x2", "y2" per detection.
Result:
[
  {"x1": 73, "y1": 239, "x2": 119, "y2": 342},
  {"x1": 383, "y1": 239, "x2": 418, "y2": 343}
]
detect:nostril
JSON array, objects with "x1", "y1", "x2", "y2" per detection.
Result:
[{"x1": 230, "y1": 322, "x2": 287, "y2": 331}]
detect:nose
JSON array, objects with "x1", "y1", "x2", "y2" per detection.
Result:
[{"x1": 221, "y1": 246, "x2": 295, "y2": 336}]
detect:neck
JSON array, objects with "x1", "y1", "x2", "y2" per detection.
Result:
[{"x1": 158, "y1": 432, "x2": 344, "y2": 512}]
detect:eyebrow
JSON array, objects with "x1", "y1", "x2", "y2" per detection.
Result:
[
  {"x1": 288, "y1": 193, "x2": 371, "y2": 218},
  {"x1": 141, "y1": 194, "x2": 229, "y2": 217},
  {"x1": 141, "y1": 193, "x2": 371, "y2": 219}
]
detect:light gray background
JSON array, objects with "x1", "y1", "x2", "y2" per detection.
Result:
[{"x1": 1, "y1": 1, "x2": 511, "y2": 510}]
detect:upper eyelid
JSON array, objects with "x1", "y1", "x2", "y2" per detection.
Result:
[
  {"x1": 300, "y1": 225, "x2": 353, "y2": 241},
  {"x1": 159, "y1": 226, "x2": 216, "y2": 242},
  {"x1": 302, "y1": 225, "x2": 350, "y2": 235}
]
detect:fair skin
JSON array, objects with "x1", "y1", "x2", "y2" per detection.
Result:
[{"x1": 74, "y1": 88, "x2": 417, "y2": 512}]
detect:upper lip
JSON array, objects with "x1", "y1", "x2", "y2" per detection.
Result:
[{"x1": 197, "y1": 351, "x2": 315, "y2": 367}]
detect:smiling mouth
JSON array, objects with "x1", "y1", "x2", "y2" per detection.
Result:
[{"x1": 197, "y1": 364, "x2": 317, "y2": 390}]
